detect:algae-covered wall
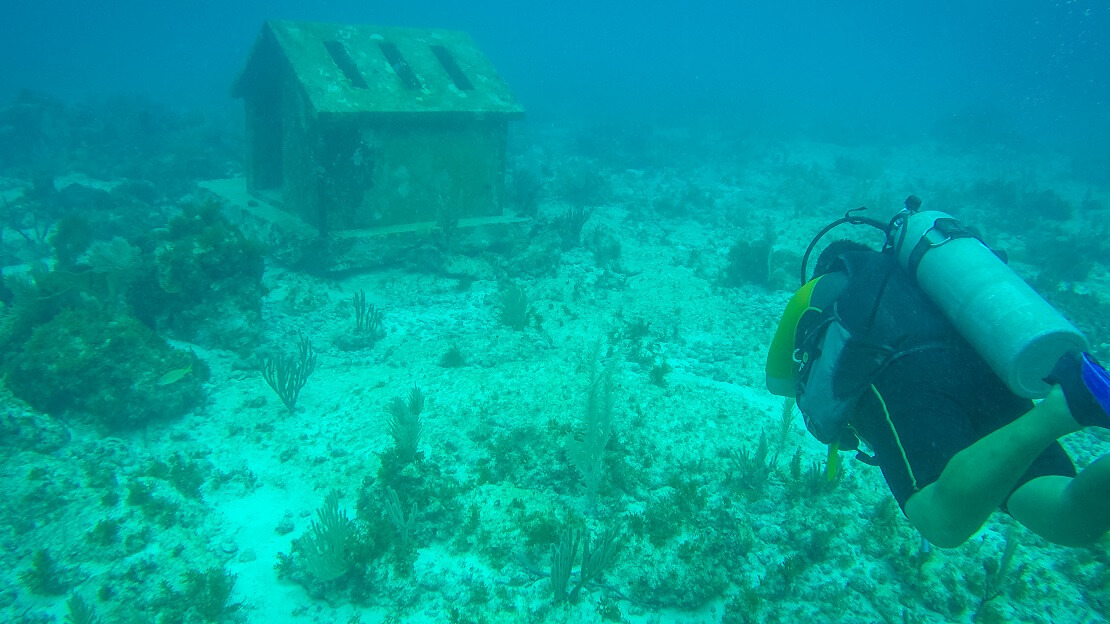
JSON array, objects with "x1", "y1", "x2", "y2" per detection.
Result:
[
  {"x1": 279, "y1": 115, "x2": 507, "y2": 232},
  {"x1": 281, "y1": 78, "x2": 320, "y2": 230},
  {"x1": 356, "y1": 119, "x2": 507, "y2": 229}
]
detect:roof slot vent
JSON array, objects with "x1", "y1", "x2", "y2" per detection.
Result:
[
  {"x1": 324, "y1": 40, "x2": 368, "y2": 89},
  {"x1": 430, "y1": 45, "x2": 474, "y2": 91},
  {"x1": 377, "y1": 41, "x2": 422, "y2": 90}
]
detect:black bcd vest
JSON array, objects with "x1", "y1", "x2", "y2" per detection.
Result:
[{"x1": 795, "y1": 250, "x2": 957, "y2": 445}]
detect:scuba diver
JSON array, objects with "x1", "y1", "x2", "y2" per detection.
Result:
[{"x1": 765, "y1": 196, "x2": 1110, "y2": 548}]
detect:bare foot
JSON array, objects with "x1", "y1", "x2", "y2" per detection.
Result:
[{"x1": 1038, "y1": 386, "x2": 1085, "y2": 438}]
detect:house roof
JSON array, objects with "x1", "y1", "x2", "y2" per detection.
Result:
[{"x1": 232, "y1": 20, "x2": 524, "y2": 120}]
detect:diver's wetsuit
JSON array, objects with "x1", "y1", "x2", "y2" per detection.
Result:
[{"x1": 767, "y1": 250, "x2": 1075, "y2": 510}]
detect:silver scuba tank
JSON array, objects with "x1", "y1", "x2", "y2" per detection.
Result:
[{"x1": 889, "y1": 208, "x2": 1088, "y2": 398}]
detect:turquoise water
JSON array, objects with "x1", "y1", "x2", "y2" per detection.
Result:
[{"x1": 1, "y1": 3, "x2": 1108, "y2": 623}]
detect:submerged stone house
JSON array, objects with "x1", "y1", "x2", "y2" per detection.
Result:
[{"x1": 226, "y1": 20, "x2": 524, "y2": 237}]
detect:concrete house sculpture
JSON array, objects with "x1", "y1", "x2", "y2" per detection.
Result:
[{"x1": 207, "y1": 20, "x2": 526, "y2": 268}]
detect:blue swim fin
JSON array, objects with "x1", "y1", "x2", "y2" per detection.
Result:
[
  {"x1": 1047, "y1": 351, "x2": 1110, "y2": 429},
  {"x1": 1080, "y1": 353, "x2": 1110, "y2": 422}
]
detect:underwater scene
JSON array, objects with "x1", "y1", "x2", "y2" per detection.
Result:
[{"x1": 2, "y1": 2, "x2": 1109, "y2": 623}]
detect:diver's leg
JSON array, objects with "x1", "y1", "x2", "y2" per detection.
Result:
[
  {"x1": 1007, "y1": 455, "x2": 1110, "y2": 546},
  {"x1": 904, "y1": 387, "x2": 1079, "y2": 548}
]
